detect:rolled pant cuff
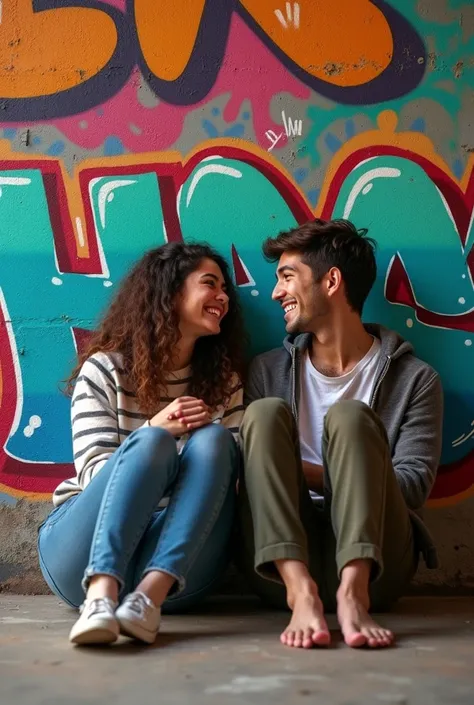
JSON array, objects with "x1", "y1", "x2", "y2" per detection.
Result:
[
  {"x1": 81, "y1": 568, "x2": 125, "y2": 594},
  {"x1": 142, "y1": 566, "x2": 184, "y2": 596},
  {"x1": 336, "y1": 543, "x2": 383, "y2": 581},
  {"x1": 255, "y1": 542, "x2": 308, "y2": 584}
]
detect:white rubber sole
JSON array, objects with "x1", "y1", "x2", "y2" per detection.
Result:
[
  {"x1": 116, "y1": 617, "x2": 158, "y2": 645},
  {"x1": 69, "y1": 619, "x2": 119, "y2": 645}
]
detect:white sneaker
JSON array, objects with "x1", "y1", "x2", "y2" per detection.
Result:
[
  {"x1": 115, "y1": 591, "x2": 161, "y2": 644},
  {"x1": 69, "y1": 597, "x2": 119, "y2": 645}
]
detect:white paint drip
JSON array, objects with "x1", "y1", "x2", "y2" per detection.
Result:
[
  {"x1": 275, "y1": 8, "x2": 288, "y2": 28},
  {"x1": 275, "y1": 3, "x2": 300, "y2": 29},
  {"x1": 29, "y1": 415, "x2": 41, "y2": 429},
  {"x1": 185, "y1": 165, "x2": 242, "y2": 208},
  {"x1": 0, "y1": 177, "x2": 31, "y2": 186},
  {"x1": 293, "y1": 1, "x2": 300, "y2": 28},
  {"x1": 87, "y1": 179, "x2": 111, "y2": 280},
  {"x1": 343, "y1": 167, "x2": 401, "y2": 220},
  {"x1": 97, "y1": 179, "x2": 137, "y2": 229},
  {"x1": 51, "y1": 277, "x2": 63, "y2": 286},
  {"x1": 75, "y1": 216, "x2": 85, "y2": 248},
  {"x1": 202, "y1": 155, "x2": 223, "y2": 162}
]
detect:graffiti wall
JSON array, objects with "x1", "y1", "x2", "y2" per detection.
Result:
[{"x1": 0, "y1": 0, "x2": 473, "y2": 590}]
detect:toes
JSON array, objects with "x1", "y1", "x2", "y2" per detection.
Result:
[
  {"x1": 293, "y1": 630, "x2": 304, "y2": 648},
  {"x1": 302, "y1": 629, "x2": 314, "y2": 649},
  {"x1": 284, "y1": 630, "x2": 295, "y2": 647},
  {"x1": 364, "y1": 628, "x2": 393, "y2": 648},
  {"x1": 345, "y1": 630, "x2": 367, "y2": 648},
  {"x1": 378, "y1": 628, "x2": 394, "y2": 647},
  {"x1": 312, "y1": 629, "x2": 331, "y2": 647}
]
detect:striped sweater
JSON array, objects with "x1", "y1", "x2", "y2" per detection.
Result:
[{"x1": 53, "y1": 352, "x2": 244, "y2": 507}]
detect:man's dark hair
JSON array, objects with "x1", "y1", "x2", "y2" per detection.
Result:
[{"x1": 263, "y1": 219, "x2": 377, "y2": 315}]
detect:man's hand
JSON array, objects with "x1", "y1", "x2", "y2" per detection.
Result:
[
  {"x1": 301, "y1": 460, "x2": 325, "y2": 494},
  {"x1": 149, "y1": 397, "x2": 211, "y2": 436}
]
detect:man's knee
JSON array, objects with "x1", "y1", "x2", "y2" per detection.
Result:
[
  {"x1": 241, "y1": 398, "x2": 293, "y2": 438},
  {"x1": 324, "y1": 400, "x2": 383, "y2": 436}
]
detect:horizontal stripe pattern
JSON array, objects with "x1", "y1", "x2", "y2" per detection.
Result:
[{"x1": 53, "y1": 351, "x2": 244, "y2": 507}]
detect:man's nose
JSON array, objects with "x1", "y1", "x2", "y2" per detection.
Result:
[{"x1": 272, "y1": 282, "x2": 284, "y2": 301}]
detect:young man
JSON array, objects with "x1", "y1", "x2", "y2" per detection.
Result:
[{"x1": 238, "y1": 219, "x2": 443, "y2": 649}]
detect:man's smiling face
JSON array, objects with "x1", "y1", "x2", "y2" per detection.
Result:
[{"x1": 272, "y1": 251, "x2": 330, "y2": 334}]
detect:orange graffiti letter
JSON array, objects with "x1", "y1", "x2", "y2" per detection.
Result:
[
  {"x1": 134, "y1": 0, "x2": 207, "y2": 82},
  {"x1": 240, "y1": 0, "x2": 393, "y2": 87},
  {"x1": 0, "y1": 0, "x2": 118, "y2": 98}
]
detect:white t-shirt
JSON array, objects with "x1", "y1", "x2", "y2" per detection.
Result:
[{"x1": 298, "y1": 337, "x2": 381, "y2": 477}]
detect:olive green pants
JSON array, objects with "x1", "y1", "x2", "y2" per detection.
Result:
[{"x1": 236, "y1": 398, "x2": 417, "y2": 612}]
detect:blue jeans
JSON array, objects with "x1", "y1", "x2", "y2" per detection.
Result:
[{"x1": 38, "y1": 424, "x2": 238, "y2": 611}]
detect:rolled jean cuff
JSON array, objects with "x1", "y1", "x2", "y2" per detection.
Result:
[
  {"x1": 336, "y1": 543, "x2": 383, "y2": 582},
  {"x1": 81, "y1": 567, "x2": 125, "y2": 594},
  {"x1": 255, "y1": 542, "x2": 308, "y2": 584},
  {"x1": 141, "y1": 566, "x2": 184, "y2": 596}
]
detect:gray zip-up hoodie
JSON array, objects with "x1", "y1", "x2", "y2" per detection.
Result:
[{"x1": 245, "y1": 324, "x2": 443, "y2": 569}]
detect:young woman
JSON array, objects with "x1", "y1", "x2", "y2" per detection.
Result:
[{"x1": 38, "y1": 242, "x2": 246, "y2": 646}]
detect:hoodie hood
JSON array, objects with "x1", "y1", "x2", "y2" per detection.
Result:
[{"x1": 283, "y1": 323, "x2": 414, "y2": 360}]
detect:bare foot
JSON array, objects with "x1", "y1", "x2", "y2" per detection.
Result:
[
  {"x1": 337, "y1": 592, "x2": 393, "y2": 648},
  {"x1": 281, "y1": 589, "x2": 331, "y2": 649}
]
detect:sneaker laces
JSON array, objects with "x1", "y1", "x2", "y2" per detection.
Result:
[
  {"x1": 80, "y1": 597, "x2": 116, "y2": 617},
  {"x1": 124, "y1": 592, "x2": 154, "y2": 617}
]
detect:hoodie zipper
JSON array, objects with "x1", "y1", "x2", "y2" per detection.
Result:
[
  {"x1": 369, "y1": 354, "x2": 392, "y2": 408},
  {"x1": 291, "y1": 347, "x2": 298, "y2": 421}
]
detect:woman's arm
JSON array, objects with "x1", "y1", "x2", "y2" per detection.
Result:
[
  {"x1": 71, "y1": 355, "x2": 120, "y2": 489},
  {"x1": 218, "y1": 376, "x2": 245, "y2": 441}
]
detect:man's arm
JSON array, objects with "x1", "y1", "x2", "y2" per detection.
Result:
[
  {"x1": 301, "y1": 461, "x2": 324, "y2": 493},
  {"x1": 392, "y1": 372, "x2": 443, "y2": 510},
  {"x1": 244, "y1": 356, "x2": 265, "y2": 406}
]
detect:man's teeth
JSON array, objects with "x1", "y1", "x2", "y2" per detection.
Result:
[{"x1": 284, "y1": 304, "x2": 297, "y2": 314}]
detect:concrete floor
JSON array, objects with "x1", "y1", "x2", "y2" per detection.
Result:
[{"x1": 0, "y1": 596, "x2": 473, "y2": 705}]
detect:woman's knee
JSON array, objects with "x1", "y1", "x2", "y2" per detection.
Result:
[
  {"x1": 186, "y1": 424, "x2": 238, "y2": 465},
  {"x1": 125, "y1": 426, "x2": 178, "y2": 474}
]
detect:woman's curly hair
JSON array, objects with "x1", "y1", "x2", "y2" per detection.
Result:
[{"x1": 66, "y1": 242, "x2": 247, "y2": 414}]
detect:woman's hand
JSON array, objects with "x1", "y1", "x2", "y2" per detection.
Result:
[{"x1": 149, "y1": 397, "x2": 212, "y2": 436}]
